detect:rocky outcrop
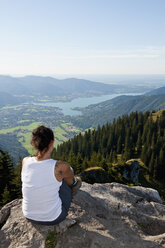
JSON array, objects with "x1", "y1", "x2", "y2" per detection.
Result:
[
  {"x1": 0, "y1": 182, "x2": 165, "y2": 248},
  {"x1": 123, "y1": 159, "x2": 140, "y2": 184}
]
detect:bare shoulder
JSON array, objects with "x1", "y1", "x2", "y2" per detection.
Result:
[
  {"x1": 22, "y1": 156, "x2": 29, "y2": 167},
  {"x1": 56, "y1": 160, "x2": 71, "y2": 171}
]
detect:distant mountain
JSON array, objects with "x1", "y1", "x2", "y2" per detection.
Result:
[
  {"x1": 0, "y1": 92, "x2": 23, "y2": 107},
  {"x1": 145, "y1": 86, "x2": 165, "y2": 96},
  {"x1": 72, "y1": 94, "x2": 165, "y2": 128},
  {"x1": 0, "y1": 75, "x2": 153, "y2": 100}
]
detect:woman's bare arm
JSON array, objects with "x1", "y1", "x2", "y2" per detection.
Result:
[
  {"x1": 22, "y1": 157, "x2": 29, "y2": 168},
  {"x1": 54, "y1": 161, "x2": 74, "y2": 186}
]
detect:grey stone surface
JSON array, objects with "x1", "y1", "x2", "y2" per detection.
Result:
[
  {"x1": 0, "y1": 182, "x2": 165, "y2": 248},
  {"x1": 123, "y1": 159, "x2": 140, "y2": 184}
]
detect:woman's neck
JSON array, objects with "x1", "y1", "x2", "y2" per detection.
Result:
[{"x1": 36, "y1": 152, "x2": 51, "y2": 161}]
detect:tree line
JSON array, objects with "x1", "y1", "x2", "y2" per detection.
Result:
[
  {"x1": 0, "y1": 150, "x2": 22, "y2": 207},
  {"x1": 52, "y1": 110, "x2": 165, "y2": 180}
]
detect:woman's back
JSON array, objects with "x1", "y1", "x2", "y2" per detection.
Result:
[{"x1": 21, "y1": 157, "x2": 62, "y2": 222}]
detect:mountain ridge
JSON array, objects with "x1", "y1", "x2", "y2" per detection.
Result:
[
  {"x1": 0, "y1": 75, "x2": 153, "y2": 99},
  {"x1": 72, "y1": 94, "x2": 165, "y2": 128},
  {"x1": 145, "y1": 86, "x2": 165, "y2": 96}
]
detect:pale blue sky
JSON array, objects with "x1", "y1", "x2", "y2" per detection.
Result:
[{"x1": 0, "y1": 0, "x2": 165, "y2": 75}]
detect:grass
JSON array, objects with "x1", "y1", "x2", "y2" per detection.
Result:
[
  {"x1": 0, "y1": 126, "x2": 24, "y2": 134},
  {"x1": 0, "y1": 122, "x2": 42, "y2": 154},
  {"x1": 18, "y1": 133, "x2": 33, "y2": 155},
  {"x1": 17, "y1": 120, "x2": 31, "y2": 123},
  {"x1": 54, "y1": 139, "x2": 63, "y2": 147},
  {"x1": 0, "y1": 122, "x2": 39, "y2": 133},
  {"x1": 17, "y1": 122, "x2": 42, "y2": 154},
  {"x1": 0, "y1": 120, "x2": 80, "y2": 152},
  {"x1": 152, "y1": 109, "x2": 165, "y2": 122},
  {"x1": 85, "y1": 166, "x2": 104, "y2": 171},
  {"x1": 0, "y1": 104, "x2": 81, "y2": 154},
  {"x1": 61, "y1": 122, "x2": 72, "y2": 128},
  {"x1": 1, "y1": 104, "x2": 24, "y2": 110},
  {"x1": 45, "y1": 230, "x2": 57, "y2": 248},
  {"x1": 53, "y1": 126, "x2": 68, "y2": 141}
]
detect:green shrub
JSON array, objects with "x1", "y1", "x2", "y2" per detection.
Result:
[
  {"x1": 45, "y1": 230, "x2": 57, "y2": 248},
  {"x1": 81, "y1": 167, "x2": 109, "y2": 184}
]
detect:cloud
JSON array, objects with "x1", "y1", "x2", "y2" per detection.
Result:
[
  {"x1": 51, "y1": 46, "x2": 165, "y2": 60},
  {"x1": 81, "y1": 54, "x2": 159, "y2": 59}
]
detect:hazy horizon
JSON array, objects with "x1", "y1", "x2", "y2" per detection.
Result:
[{"x1": 1, "y1": 73, "x2": 165, "y2": 86}]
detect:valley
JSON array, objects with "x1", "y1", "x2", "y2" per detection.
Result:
[
  {"x1": 0, "y1": 104, "x2": 81, "y2": 161},
  {"x1": 0, "y1": 75, "x2": 164, "y2": 163}
]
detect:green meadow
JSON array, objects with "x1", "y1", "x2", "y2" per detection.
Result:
[
  {"x1": 0, "y1": 121, "x2": 81, "y2": 155},
  {"x1": 0, "y1": 104, "x2": 82, "y2": 159}
]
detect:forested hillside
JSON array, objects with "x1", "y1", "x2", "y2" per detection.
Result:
[
  {"x1": 72, "y1": 94, "x2": 165, "y2": 129},
  {"x1": 53, "y1": 110, "x2": 165, "y2": 197},
  {"x1": 146, "y1": 86, "x2": 165, "y2": 95},
  {"x1": 0, "y1": 134, "x2": 29, "y2": 162},
  {"x1": 0, "y1": 92, "x2": 23, "y2": 107}
]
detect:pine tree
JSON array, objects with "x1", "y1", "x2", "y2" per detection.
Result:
[
  {"x1": 89, "y1": 152, "x2": 99, "y2": 167},
  {"x1": 0, "y1": 149, "x2": 15, "y2": 200},
  {"x1": 109, "y1": 150, "x2": 113, "y2": 162},
  {"x1": 100, "y1": 158, "x2": 108, "y2": 171},
  {"x1": 76, "y1": 152, "x2": 83, "y2": 174},
  {"x1": 112, "y1": 151, "x2": 117, "y2": 163},
  {"x1": 149, "y1": 151, "x2": 154, "y2": 175},
  {"x1": 67, "y1": 150, "x2": 77, "y2": 173},
  {"x1": 123, "y1": 131, "x2": 133, "y2": 161},
  {"x1": 141, "y1": 143, "x2": 148, "y2": 165},
  {"x1": 117, "y1": 136, "x2": 122, "y2": 154},
  {"x1": 142, "y1": 121, "x2": 149, "y2": 144},
  {"x1": 136, "y1": 131, "x2": 142, "y2": 154},
  {"x1": 82, "y1": 157, "x2": 89, "y2": 170},
  {"x1": 1, "y1": 185, "x2": 10, "y2": 205},
  {"x1": 158, "y1": 148, "x2": 165, "y2": 179},
  {"x1": 153, "y1": 157, "x2": 158, "y2": 180},
  {"x1": 13, "y1": 157, "x2": 22, "y2": 199}
]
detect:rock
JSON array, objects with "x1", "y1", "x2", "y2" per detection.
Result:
[
  {"x1": 0, "y1": 182, "x2": 165, "y2": 248},
  {"x1": 123, "y1": 159, "x2": 140, "y2": 184}
]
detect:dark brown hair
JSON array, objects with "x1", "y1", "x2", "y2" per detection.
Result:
[{"x1": 31, "y1": 125, "x2": 54, "y2": 155}]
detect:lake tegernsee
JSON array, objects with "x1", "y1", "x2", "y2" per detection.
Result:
[{"x1": 35, "y1": 93, "x2": 143, "y2": 116}]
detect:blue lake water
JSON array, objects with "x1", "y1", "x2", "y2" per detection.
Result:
[{"x1": 35, "y1": 93, "x2": 143, "y2": 116}]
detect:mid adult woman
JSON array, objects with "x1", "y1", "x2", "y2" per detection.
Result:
[{"x1": 21, "y1": 125, "x2": 81, "y2": 225}]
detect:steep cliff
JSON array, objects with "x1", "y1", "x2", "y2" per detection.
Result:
[{"x1": 0, "y1": 182, "x2": 165, "y2": 248}]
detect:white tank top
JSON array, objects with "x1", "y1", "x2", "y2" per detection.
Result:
[{"x1": 21, "y1": 157, "x2": 62, "y2": 221}]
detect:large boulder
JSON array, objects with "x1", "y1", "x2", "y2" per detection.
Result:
[{"x1": 0, "y1": 182, "x2": 165, "y2": 248}]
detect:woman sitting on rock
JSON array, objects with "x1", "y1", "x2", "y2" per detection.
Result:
[{"x1": 21, "y1": 125, "x2": 81, "y2": 225}]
